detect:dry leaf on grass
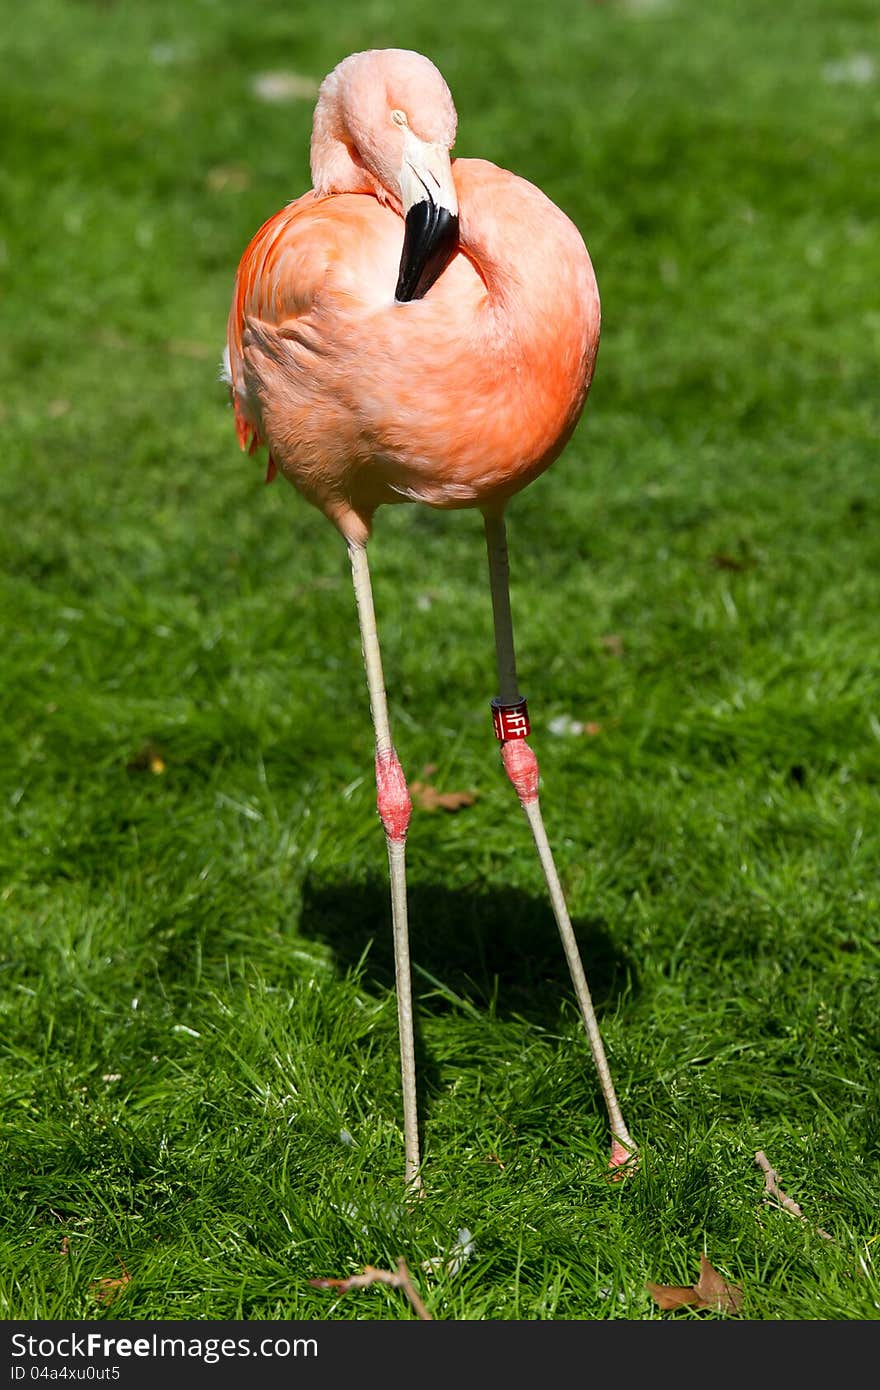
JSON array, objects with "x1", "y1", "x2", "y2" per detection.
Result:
[
  {"x1": 692, "y1": 1255, "x2": 744, "y2": 1312},
  {"x1": 706, "y1": 547, "x2": 750, "y2": 569},
  {"x1": 646, "y1": 1255, "x2": 743, "y2": 1314},
  {"x1": 645, "y1": 1279, "x2": 701, "y2": 1312},
  {"x1": 90, "y1": 1263, "x2": 131, "y2": 1305},
  {"x1": 410, "y1": 781, "x2": 476, "y2": 813}
]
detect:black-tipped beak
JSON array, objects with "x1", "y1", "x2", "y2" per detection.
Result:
[{"x1": 395, "y1": 200, "x2": 460, "y2": 303}]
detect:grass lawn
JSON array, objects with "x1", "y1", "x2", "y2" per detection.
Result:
[{"x1": 2, "y1": 0, "x2": 879, "y2": 1321}]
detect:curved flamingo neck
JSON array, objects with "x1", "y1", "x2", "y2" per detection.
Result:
[
  {"x1": 456, "y1": 159, "x2": 598, "y2": 358},
  {"x1": 310, "y1": 94, "x2": 384, "y2": 200}
]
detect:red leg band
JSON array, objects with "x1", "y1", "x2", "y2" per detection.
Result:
[{"x1": 491, "y1": 696, "x2": 530, "y2": 740}]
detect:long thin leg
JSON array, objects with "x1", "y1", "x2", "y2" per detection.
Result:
[
  {"x1": 482, "y1": 510, "x2": 636, "y2": 1167},
  {"x1": 348, "y1": 540, "x2": 421, "y2": 1191}
]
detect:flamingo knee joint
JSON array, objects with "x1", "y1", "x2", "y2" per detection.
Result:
[{"x1": 376, "y1": 748, "x2": 412, "y2": 842}]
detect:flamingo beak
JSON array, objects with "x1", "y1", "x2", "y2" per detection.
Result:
[{"x1": 395, "y1": 135, "x2": 459, "y2": 303}]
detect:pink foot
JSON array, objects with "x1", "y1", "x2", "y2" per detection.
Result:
[{"x1": 609, "y1": 1138, "x2": 637, "y2": 1179}]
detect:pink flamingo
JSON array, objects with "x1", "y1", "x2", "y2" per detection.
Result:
[{"x1": 225, "y1": 48, "x2": 636, "y2": 1188}]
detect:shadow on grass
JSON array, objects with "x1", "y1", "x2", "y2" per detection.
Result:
[
  {"x1": 299, "y1": 872, "x2": 638, "y2": 1029},
  {"x1": 299, "y1": 874, "x2": 639, "y2": 1139}
]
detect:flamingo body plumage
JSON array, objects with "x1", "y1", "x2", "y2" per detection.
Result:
[
  {"x1": 226, "y1": 52, "x2": 600, "y2": 544},
  {"x1": 225, "y1": 49, "x2": 634, "y2": 1187}
]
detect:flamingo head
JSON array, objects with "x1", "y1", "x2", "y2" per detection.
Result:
[{"x1": 310, "y1": 49, "x2": 460, "y2": 301}]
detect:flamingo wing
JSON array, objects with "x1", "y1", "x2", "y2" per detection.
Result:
[
  {"x1": 226, "y1": 193, "x2": 323, "y2": 479},
  {"x1": 226, "y1": 192, "x2": 404, "y2": 479}
]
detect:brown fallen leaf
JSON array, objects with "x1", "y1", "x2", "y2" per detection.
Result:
[
  {"x1": 694, "y1": 1254, "x2": 744, "y2": 1312},
  {"x1": 410, "y1": 781, "x2": 476, "y2": 813},
  {"x1": 90, "y1": 1262, "x2": 131, "y2": 1305},
  {"x1": 711, "y1": 552, "x2": 749, "y2": 572},
  {"x1": 647, "y1": 1255, "x2": 743, "y2": 1314},
  {"x1": 645, "y1": 1280, "x2": 701, "y2": 1312}
]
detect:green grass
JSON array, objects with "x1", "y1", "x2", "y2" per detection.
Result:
[{"x1": 2, "y1": 0, "x2": 879, "y2": 1320}]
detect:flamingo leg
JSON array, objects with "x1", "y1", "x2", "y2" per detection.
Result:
[
  {"x1": 482, "y1": 511, "x2": 636, "y2": 1170},
  {"x1": 347, "y1": 540, "x2": 421, "y2": 1191}
]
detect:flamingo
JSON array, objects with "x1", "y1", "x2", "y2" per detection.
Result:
[{"x1": 225, "y1": 48, "x2": 636, "y2": 1189}]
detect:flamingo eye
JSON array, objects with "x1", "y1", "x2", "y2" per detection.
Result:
[{"x1": 390, "y1": 109, "x2": 408, "y2": 128}]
